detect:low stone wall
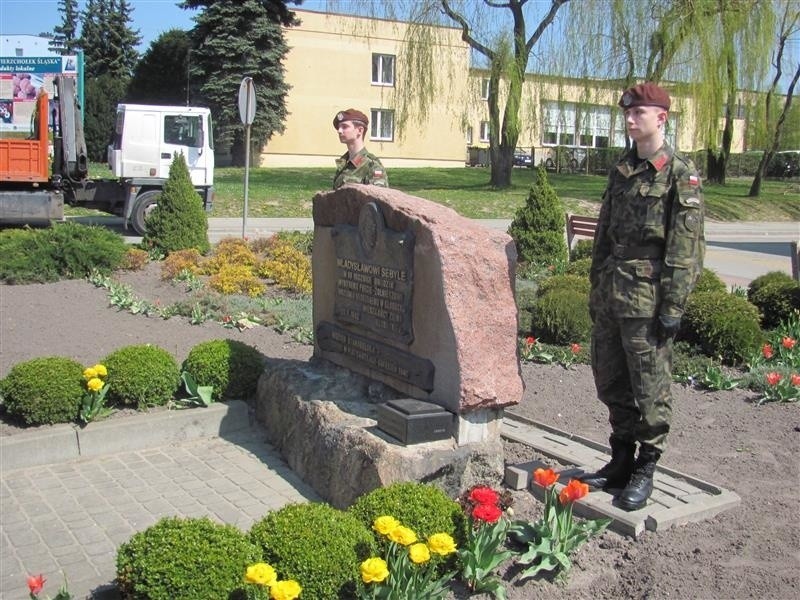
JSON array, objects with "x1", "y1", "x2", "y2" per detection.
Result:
[{"x1": 255, "y1": 358, "x2": 505, "y2": 508}]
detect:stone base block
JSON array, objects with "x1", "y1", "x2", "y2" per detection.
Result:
[{"x1": 255, "y1": 358, "x2": 505, "y2": 508}]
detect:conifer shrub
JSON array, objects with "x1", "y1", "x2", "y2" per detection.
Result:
[
  {"x1": 116, "y1": 516, "x2": 259, "y2": 600},
  {"x1": 747, "y1": 271, "x2": 800, "y2": 330},
  {"x1": 682, "y1": 291, "x2": 763, "y2": 364},
  {"x1": 207, "y1": 264, "x2": 265, "y2": 297},
  {"x1": 257, "y1": 241, "x2": 313, "y2": 294},
  {"x1": 531, "y1": 286, "x2": 593, "y2": 344},
  {"x1": 120, "y1": 248, "x2": 149, "y2": 271},
  {"x1": 249, "y1": 503, "x2": 376, "y2": 599},
  {"x1": 182, "y1": 339, "x2": 265, "y2": 402},
  {"x1": 348, "y1": 482, "x2": 467, "y2": 551},
  {"x1": 508, "y1": 165, "x2": 568, "y2": 266},
  {"x1": 203, "y1": 238, "x2": 259, "y2": 274},
  {"x1": 0, "y1": 356, "x2": 84, "y2": 425},
  {"x1": 516, "y1": 279, "x2": 539, "y2": 334},
  {"x1": 102, "y1": 345, "x2": 180, "y2": 407},
  {"x1": 693, "y1": 268, "x2": 727, "y2": 294},
  {"x1": 142, "y1": 153, "x2": 210, "y2": 255},
  {"x1": 160, "y1": 248, "x2": 203, "y2": 280},
  {"x1": 570, "y1": 239, "x2": 594, "y2": 261},
  {"x1": 565, "y1": 257, "x2": 592, "y2": 278}
]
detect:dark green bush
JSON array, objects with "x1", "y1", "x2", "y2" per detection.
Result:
[
  {"x1": 693, "y1": 268, "x2": 727, "y2": 294},
  {"x1": 748, "y1": 277, "x2": 800, "y2": 330},
  {"x1": 748, "y1": 271, "x2": 795, "y2": 299},
  {"x1": 0, "y1": 223, "x2": 126, "y2": 284},
  {"x1": 682, "y1": 291, "x2": 763, "y2": 364},
  {"x1": 565, "y1": 257, "x2": 592, "y2": 277},
  {"x1": 537, "y1": 274, "x2": 591, "y2": 297},
  {"x1": 570, "y1": 239, "x2": 594, "y2": 261},
  {"x1": 182, "y1": 339, "x2": 264, "y2": 402},
  {"x1": 516, "y1": 279, "x2": 538, "y2": 334},
  {"x1": 348, "y1": 482, "x2": 467, "y2": 551},
  {"x1": 508, "y1": 166, "x2": 568, "y2": 266},
  {"x1": 0, "y1": 357, "x2": 84, "y2": 425},
  {"x1": 102, "y1": 345, "x2": 180, "y2": 407},
  {"x1": 250, "y1": 503, "x2": 376, "y2": 600},
  {"x1": 143, "y1": 153, "x2": 210, "y2": 255},
  {"x1": 531, "y1": 287, "x2": 593, "y2": 344},
  {"x1": 116, "y1": 516, "x2": 259, "y2": 600}
]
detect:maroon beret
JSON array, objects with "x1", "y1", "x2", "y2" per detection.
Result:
[
  {"x1": 333, "y1": 108, "x2": 369, "y2": 130},
  {"x1": 618, "y1": 82, "x2": 671, "y2": 111}
]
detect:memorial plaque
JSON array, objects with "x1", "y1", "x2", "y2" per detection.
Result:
[
  {"x1": 331, "y1": 202, "x2": 415, "y2": 343},
  {"x1": 317, "y1": 321, "x2": 434, "y2": 391}
]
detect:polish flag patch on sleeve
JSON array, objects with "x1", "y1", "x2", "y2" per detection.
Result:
[{"x1": 688, "y1": 175, "x2": 700, "y2": 187}]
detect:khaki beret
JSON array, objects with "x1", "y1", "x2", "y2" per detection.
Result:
[
  {"x1": 618, "y1": 82, "x2": 671, "y2": 111},
  {"x1": 333, "y1": 108, "x2": 369, "y2": 129}
]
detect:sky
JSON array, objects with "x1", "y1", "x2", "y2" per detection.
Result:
[{"x1": 0, "y1": 0, "x2": 333, "y2": 52}]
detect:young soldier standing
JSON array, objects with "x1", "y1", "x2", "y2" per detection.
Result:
[
  {"x1": 580, "y1": 82, "x2": 705, "y2": 511},
  {"x1": 332, "y1": 109, "x2": 388, "y2": 189}
]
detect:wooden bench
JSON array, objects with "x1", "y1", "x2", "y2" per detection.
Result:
[{"x1": 566, "y1": 213, "x2": 599, "y2": 250}]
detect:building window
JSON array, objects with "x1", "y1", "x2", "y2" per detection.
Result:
[
  {"x1": 480, "y1": 78, "x2": 490, "y2": 100},
  {"x1": 372, "y1": 54, "x2": 395, "y2": 86},
  {"x1": 545, "y1": 102, "x2": 618, "y2": 149},
  {"x1": 480, "y1": 121, "x2": 490, "y2": 142},
  {"x1": 466, "y1": 125, "x2": 473, "y2": 145},
  {"x1": 371, "y1": 109, "x2": 394, "y2": 141}
]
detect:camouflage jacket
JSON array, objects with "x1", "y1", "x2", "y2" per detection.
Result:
[
  {"x1": 590, "y1": 144, "x2": 705, "y2": 319},
  {"x1": 333, "y1": 147, "x2": 388, "y2": 189}
]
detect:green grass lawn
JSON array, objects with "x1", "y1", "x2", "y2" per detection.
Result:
[{"x1": 84, "y1": 164, "x2": 800, "y2": 221}]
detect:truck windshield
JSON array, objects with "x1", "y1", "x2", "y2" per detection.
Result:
[{"x1": 164, "y1": 115, "x2": 203, "y2": 148}]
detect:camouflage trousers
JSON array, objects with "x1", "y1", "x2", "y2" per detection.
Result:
[{"x1": 591, "y1": 313, "x2": 674, "y2": 451}]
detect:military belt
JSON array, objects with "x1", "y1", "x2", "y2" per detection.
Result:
[{"x1": 611, "y1": 243, "x2": 664, "y2": 260}]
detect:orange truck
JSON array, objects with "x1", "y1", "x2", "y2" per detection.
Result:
[{"x1": 0, "y1": 76, "x2": 214, "y2": 235}]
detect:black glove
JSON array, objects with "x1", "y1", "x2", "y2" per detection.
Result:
[{"x1": 656, "y1": 314, "x2": 681, "y2": 342}]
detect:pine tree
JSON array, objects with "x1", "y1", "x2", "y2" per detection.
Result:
[
  {"x1": 50, "y1": 0, "x2": 80, "y2": 55},
  {"x1": 508, "y1": 165, "x2": 568, "y2": 266},
  {"x1": 127, "y1": 29, "x2": 192, "y2": 104},
  {"x1": 180, "y1": 0, "x2": 301, "y2": 165},
  {"x1": 142, "y1": 153, "x2": 210, "y2": 255}
]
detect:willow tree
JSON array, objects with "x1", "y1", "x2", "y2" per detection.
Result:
[
  {"x1": 749, "y1": 4, "x2": 800, "y2": 197},
  {"x1": 337, "y1": 0, "x2": 570, "y2": 188}
]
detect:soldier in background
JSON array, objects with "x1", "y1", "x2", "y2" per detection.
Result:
[
  {"x1": 580, "y1": 82, "x2": 705, "y2": 511},
  {"x1": 332, "y1": 109, "x2": 388, "y2": 189}
]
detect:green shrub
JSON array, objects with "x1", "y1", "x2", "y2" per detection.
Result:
[
  {"x1": 182, "y1": 339, "x2": 264, "y2": 402},
  {"x1": 531, "y1": 287, "x2": 593, "y2": 344},
  {"x1": 349, "y1": 482, "x2": 467, "y2": 551},
  {"x1": 102, "y1": 345, "x2": 180, "y2": 407},
  {"x1": 536, "y1": 274, "x2": 591, "y2": 297},
  {"x1": 143, "y1": 153, "x2": 210, "y2": 255},
  {"x1": 748, "y1": 279, "x2": 800, "y2": 330},
  {"x1": 693, "y1": 268, "x2": 728, "y2": 294},
  {"x1": 748, "y1": 271, "x2": 795, "y2": 299},
  {"x1": 249, "y1": 503, "x2": 376, "y2": 600},
  {"x1": 565, "y1": 257, "x2": 592, "y2": 278},
  {"x1": 516, "y1": 279, "x2": 538, "y2": 334},
  {"x1": 116, "y1": 516, "x2": 259, "y2": 600},
  {"x1": 508, "y1": 166, "x2": 568, "y2": 266},
  {"x1": 0, "y1": 357, "x2": 84, "y2": 425},
  {"x1": 0, "y1": 223, "x2": 126, "y2": 284},
  {"x1": 570, "y1": 239, "x2": 593, "y2": 261},
  {"x1": 682, "y1": 291, "x2": 763, "y2": 364}
]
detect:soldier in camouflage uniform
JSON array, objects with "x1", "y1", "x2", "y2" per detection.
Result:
[
  {"x1": 332, "y1": 109, "x2": 388, "y2": 189},
  {"x1": 580, "y1": 82, "x2": 705, "y2": 511}
]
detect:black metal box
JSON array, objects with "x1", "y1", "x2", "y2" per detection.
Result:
[{"x1": 376, "y1": 399, "x2": 453, "y2": 445}]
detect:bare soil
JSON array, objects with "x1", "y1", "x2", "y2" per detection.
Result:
[{"x1": 1, "y1": 266, "x2": 798, "y2": 599}]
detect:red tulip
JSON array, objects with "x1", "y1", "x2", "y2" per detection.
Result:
[
  {"x1": 468, "y1": 486, "x2": 499, "y2": 506},
  {"x1": 766, "y1": 372, "x2": 782, "y2": 386},
  {"x1": 532, "y1": 467, "x2": 558, "y2": 488},
  {"x1": 762, "y1": 344, "x2": 773, "y2": 359},
  {"x1": 526, "y1": 336, "x2": 536, "y2": 346},
  {"x1": 559, "y1": 479, "x2": 589, "y2": 505},
  {"x1": 472, "y1": 502, "x2": 502, "y2": 524},
  {"x1": 570, "y1": 343, "x2": 581, "y2": 354},
  {"x1": 791, "y1": 374, "x2": 800, "y2": 387},
  {"x1": 782, "y1": 337, "x2": 796, "y2": 350},
  {"x1": 27, "y1": 574, "x2": 45, "y2": 595}
]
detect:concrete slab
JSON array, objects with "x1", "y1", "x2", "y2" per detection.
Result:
[
  {"x1": 1, "y1": 424, "x2": 79, "y2": 471},
  {"x1": 502, "y1": 414, "x2": 740, "y2": 539}
]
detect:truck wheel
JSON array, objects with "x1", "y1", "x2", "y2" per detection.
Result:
[{"x1": 131, "y1": 190, "x2": 160, "y2": 236}]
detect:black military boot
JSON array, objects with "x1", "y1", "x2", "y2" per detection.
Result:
[
  {"x1": 617, "y1": 444, "x2": 661, "y2": 511},
  {"x1": 578, "y1": 437, "x2": 636, "y2": 490}
]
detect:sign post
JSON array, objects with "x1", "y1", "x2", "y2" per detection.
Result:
[{"x1": 237, "y1": 77, "x2": 256, "y2": 239}]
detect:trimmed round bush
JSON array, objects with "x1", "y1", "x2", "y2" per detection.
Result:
[
  {"x1": 565, "y1": 257, "x2": 592, "y2": 278},
  {"x1": 249, "y1": 502, "x2": 376, "y2": 600},
  {"x1": 102, "y1": 345, "x2": 180, "y2": 407},
  {"x1": 693, "y1": 268, "x2": 727, "y2": 294},
  {"x1": 516, "y1": 279, "x2": 539, "y2": 334},
  {"x1": 182, "y1": 339, "x2": 265, "y2": 402},
  {"x1": 531, "y1": 287, "x2": 593, "y2": 344},
  {"x1": 682, "y1": 291, "x2": 763, "y2": 364},
  {"x1": 748, "y1": 270, "x2": 795, "y2": 299},
  {"x1": 747, "y1": 275, "x2": 800, "y2": 330},
  {"x1": 570, "y1": 239, "x2": 594, "y2": 261},
  {"x1": 537, "y1": 274, "x2": 591, "y2": 297},
  {"x1": 116, "y1": 516, "x2": 260, "y2": 600},
  {"x1": 0, "y1": 357, "x2": 84, "y2": 425},
  {"x1": 348, "y1": 482, "x2": 467, "y2": 550}
]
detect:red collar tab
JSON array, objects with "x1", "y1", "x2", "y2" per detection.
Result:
[
  {"x1": 351, "y1": 154, "x2": 364, "y2": 167},
  {"x1": 650, "y1": 153, "x2": 670, "y2": 171}
]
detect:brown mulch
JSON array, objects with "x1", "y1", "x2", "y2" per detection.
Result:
[{"x1": 0, "y1": 265, "x2": 798, "y2": 599}]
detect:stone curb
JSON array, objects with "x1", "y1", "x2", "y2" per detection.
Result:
[{"x1": 0, "y1": 400, "x2": 251, "y2": 471}]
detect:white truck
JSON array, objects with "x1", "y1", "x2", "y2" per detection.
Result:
[{"x1": 0, "y1": 76, "x2": 214, "y2": 235}]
